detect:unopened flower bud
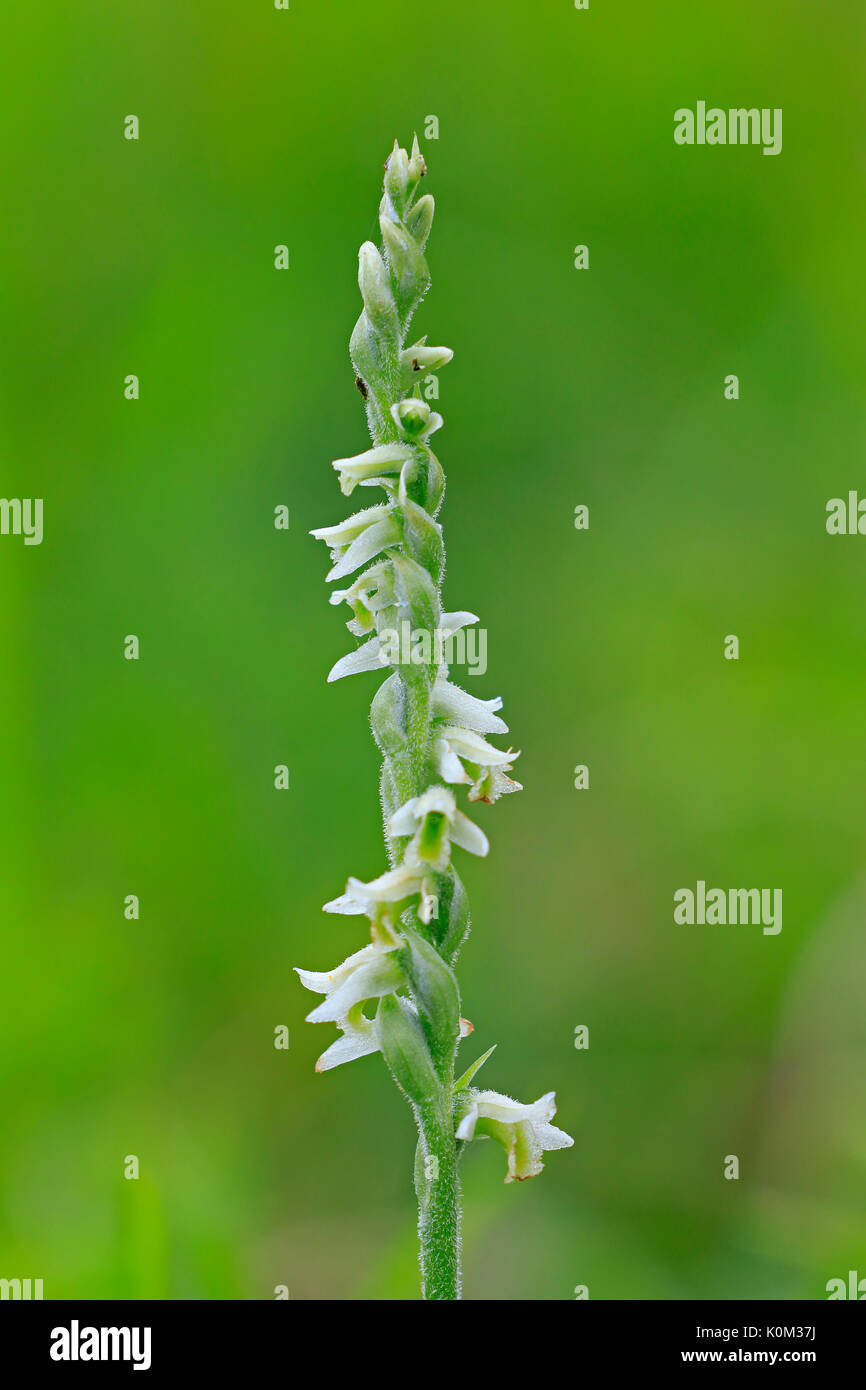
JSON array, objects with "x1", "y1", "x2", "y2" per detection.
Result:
[
  {"x1": 407, "y1": 133, "x2": 427, "y2": 186},
  {"x1": 405, "y1": 194, "x2": 435, "y2": 249},
  {"x1": 393, "y1": 397, "x2": 431, "y2": 436},
  {"x1": 384, "y1": 140, "x2": 410, "y2": 207},
  {"x1": 358, "y1": 241, "x2": 399, "y2": 339},
  {"x1": 392, "y1": 398, "x2": 443, "y2": 441}
]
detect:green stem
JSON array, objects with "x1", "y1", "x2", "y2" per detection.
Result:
[
  {"x1": 415, "y1": 1094, "x2": 461, "y2": 1300},
  {"x1": 405, "y1": 675, "x2": 462, "y2": 1295}
]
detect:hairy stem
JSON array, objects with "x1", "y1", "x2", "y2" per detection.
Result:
[{"x1": 415, "y1": 1096, "x2": 461, "y2": 1299}]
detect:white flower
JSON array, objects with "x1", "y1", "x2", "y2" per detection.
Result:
[
  {"x1": 390, "y1": 397, "x2": 443, "y2": 439},
  {"x1": 295, "y1": 942, "x2": 475, "y2": 1073},
  {"x1": 401, "y1": 337, "x2": 454, "y2": 384},
  {"x1": 310, "y1": 505, "x2": 402, "y2": 583},
  {"x1": 331, "y1": 444, "x2": 411, "y2": 497},
  {"x1": 323, "y1": 861, "x2": 438, "y2": 926},
  {"x1": 455, "y1": 1089, "x2": 574, "y2": 1182},
  {"x1": 329, "y1": 563, "x2": 396, "y2": 636},
  {"x1": 389, "y1": 785, "x2": 489, "y2": 870},
  {"x1": 296, "y1": 942, "x2": 404, "y2": 1023},
  {"x1": 323, "y1": 862, "x2": 423, "y2": 915},
  {"x1": 432, "y1": 724, "x2": 522, "y2": 802},
  {"x1": 295, "y1": 942, "x2": 404, "y2": 1073}
]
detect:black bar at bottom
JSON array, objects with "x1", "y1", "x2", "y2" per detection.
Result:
[{"x1": 0, "y1": 1299, "x2": 861, "y2": 1374}]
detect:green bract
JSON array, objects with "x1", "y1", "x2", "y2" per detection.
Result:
[{"x1": 296, "y1": 137, "x2": 572, "y2": 1300}]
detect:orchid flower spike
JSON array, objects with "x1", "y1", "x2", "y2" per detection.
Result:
[{"x1": 295, "y1": 137, "x2": 572, "y2": 1300}]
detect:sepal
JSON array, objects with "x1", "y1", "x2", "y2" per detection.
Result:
[
  {"x1": 398, "y1": 473, "x2": 444, "y2": 583},
  {"x1": 377, "y1": 992, "x2": 438, "y2": 1105}
]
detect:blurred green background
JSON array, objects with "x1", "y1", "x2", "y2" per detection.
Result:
[{"x1": 1, "y1": 0, "x2": 864, "y2": 1300}]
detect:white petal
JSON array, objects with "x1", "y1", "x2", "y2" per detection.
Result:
[
  {"x1": 310, "y1": 504, "x2": 390, "y2": 545},
  {"x1": 432, "y1": 736, "x2": 471, "y2": 784},
  {"x1": 326, "y1": 515, "x2": 401, "y2": 583},
  {"x1": 331, "y1": 444, "x2": 408, "y2": 478},
  {"x1": 472, "y1": 1089, "x2": 557, "y2": 1127},
  {"x1": 440, "y1": 611, "x2": 479, "y2": 636},
  {"x1": 433, "y1": 679, "x2": 508, "y2": 734},
  {"x1": 388, "y1": 797, "x2": 420, "y2": 837},
  {"x1": 294, "y1": 944, "x2": 377, "y2": 994},
  {"x1": 437, "y1": 725, "x2": 516, "y2": 768},
  {"x1": 306, "y1": 955, "x2": 402, "y2": 1024},
  {"x1": 321, "y1": 892, "x2": 367, "y2": 915},
  {"x1": 352, "y1": 865, "x2": 422, "y2": 903},
  {"x1": 325, "y1": 863, "x2": 423, "y2": 916},
  {"x1": 450, "y1": 810, "x2": 489, "y2": 858},
  {"x1": 535, "y1": 1123, "x2": 574, "y2": 1153},
  {"x1": 327, "y1": 636, "x2": 385, "y2": 682},
  {"x1": 455, "y1": 1106, "x2": 479, "y2": 1142},
  {"x1": 295, "y1": 967, "x2": 334, "y2": 993},
  {"x1": 315, "y1": 1020, "x2": 380, "y2": 1072}
]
